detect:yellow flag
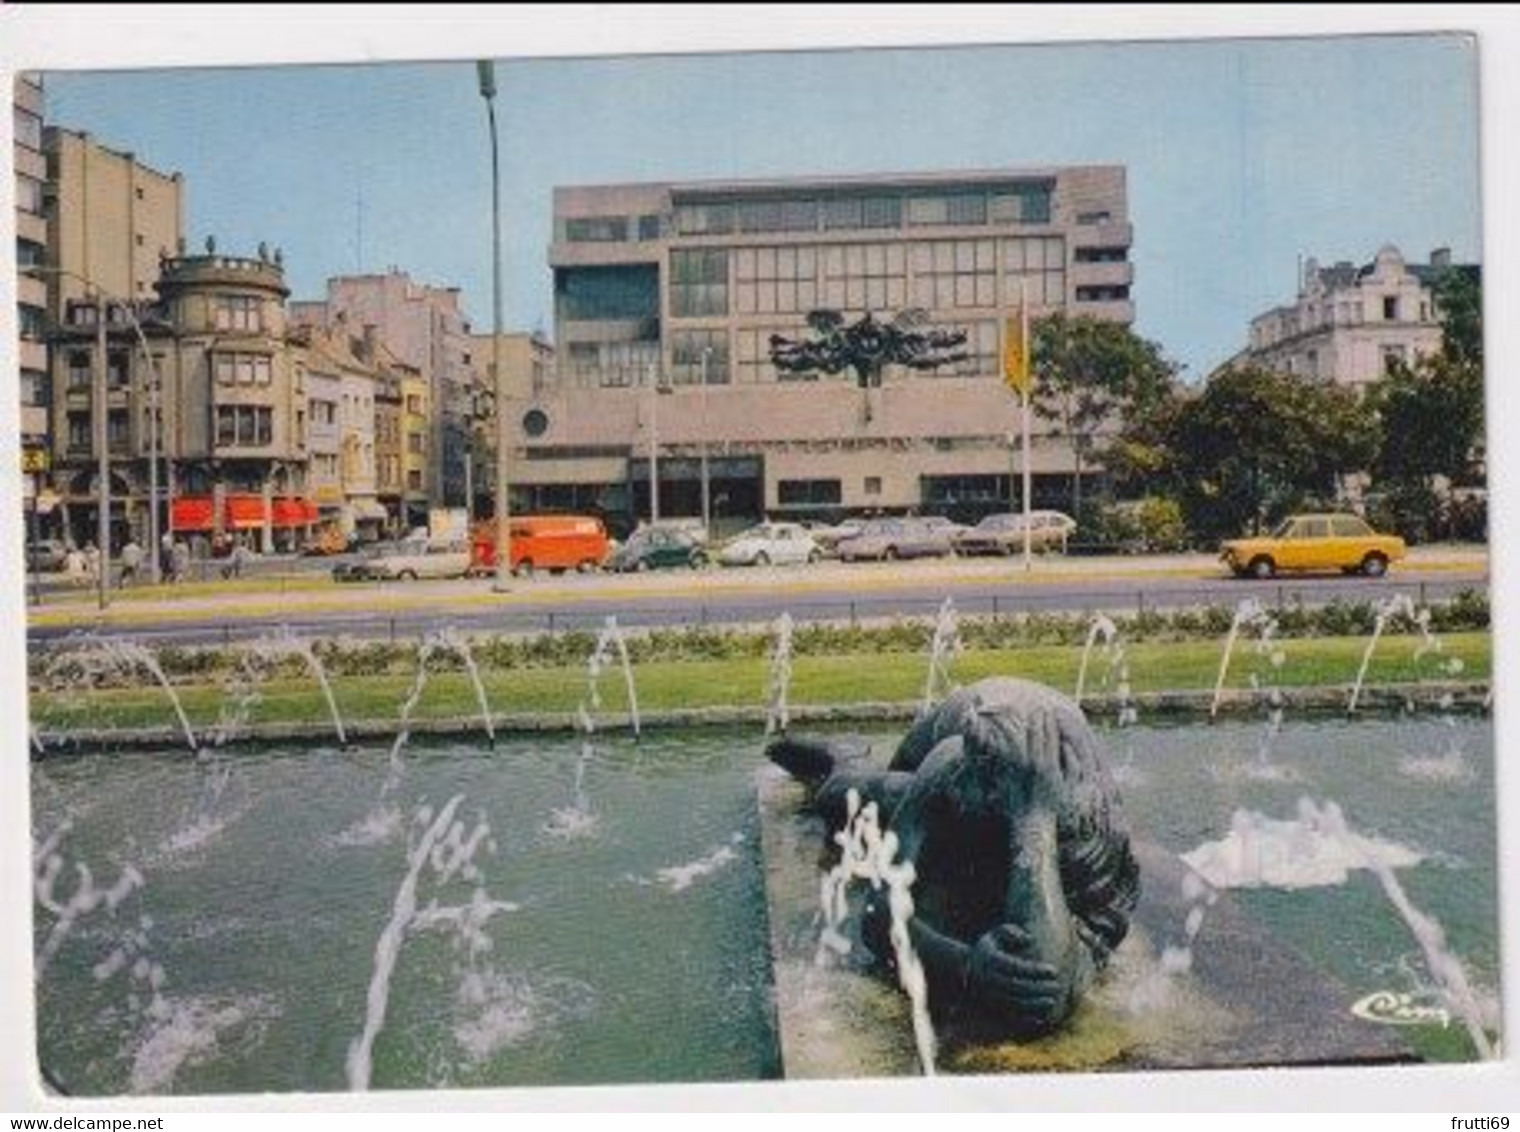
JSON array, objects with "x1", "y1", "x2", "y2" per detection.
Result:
[{"x1": 1003, "y1": 314, "x2": 1030, "y2": 396}]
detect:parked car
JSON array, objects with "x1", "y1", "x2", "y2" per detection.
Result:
[
  {"x1": 953, "y1": 511, "x2": 1077, "y2": 556},
  {"x1": 471, "y1": 514, "x2": 610, "y2": 577},
  {"x1": 716, "y1": 522, "x2": 822, "y2": 567},
  {"x1": 26, "y1": 538, "x2": 69, "y2": 572},
  {"x1": 342, "y1": 539, "x2": 472, "y2": 581},
  {"x1": 803, "y1": 519, "x2": 864, "y2": 558},
  {"x1": 836, "y1": 518, "x2": 953, "y2": 562},
  {"x1": 606, "y1": 527, "x2": 709, "y2": 572},
  {"x1": 1220, "y1": 513, "x2": 1407, "y2": 579}
]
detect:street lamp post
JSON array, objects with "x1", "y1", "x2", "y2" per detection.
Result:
[
  {"x1": 92, "y1": 292, "x2": 110, "y2": 610},
  {"x1": 699, "y1": 346, "x2": 712, "y2": 536},
  {"x1": 478, "y1": 60, "x2": 511, "y2": 589},
  {"x1": 647, "y1": 364, "x2": 661, "y2": 526}
]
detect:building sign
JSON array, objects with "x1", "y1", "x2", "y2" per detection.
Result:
[{"x1": 21, "y1": 448, "x2": 50, "y2": 474}]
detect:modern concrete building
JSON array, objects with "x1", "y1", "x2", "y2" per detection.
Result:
[
  {"x1": 14, "y1": 75, "x2": 50, "y2": 509},
  {"x1": 48, "y1": 247, "x2": 315, "y2": 553},
  {"x1": 523, "y1": 167, "x2": 1133, "y2": 531},
  {"x1": 1241, "y1": 245, "x2": 1466, "y2": 390},
  {"x1": 291, "y1": 270, "x2": 474, "y2": 512},
  {"x1": 42, "y1": 126, "x2": 186, "y2": 316}
]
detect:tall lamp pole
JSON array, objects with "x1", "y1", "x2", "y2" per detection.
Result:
[
  {"x1": 478, "y1": 60, "x2": 511, "y2": 589},
  {"x1": 699, "y1": 346, "x2": 712, "y2": 536}
]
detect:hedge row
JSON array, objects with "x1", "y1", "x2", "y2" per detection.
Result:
[{"x1": 32, "y1": 589, "x2": 1489, "y2": 690}]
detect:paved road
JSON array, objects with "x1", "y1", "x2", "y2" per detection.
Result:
[{"x1": 25, "y1": 551, "x2": 1489, "y2": 648}]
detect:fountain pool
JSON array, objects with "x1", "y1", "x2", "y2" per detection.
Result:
[{"x1": 29, "y1": 714, "x2": 1499, "y2": 1094}]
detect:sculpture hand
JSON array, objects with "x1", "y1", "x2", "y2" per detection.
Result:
[{"x1": 966, "y1": 924, "x2": 1072, "y2": 1029}]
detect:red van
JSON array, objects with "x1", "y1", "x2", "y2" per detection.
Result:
[{"x1": 471, "y1": 514, "x2": 610, "y2": 577}]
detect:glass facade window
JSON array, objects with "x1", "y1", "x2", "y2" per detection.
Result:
[
  {"x1": 908, "y1": 194, "x2": 987, "y2": 227},
  {"x1": 911, "y1": 240, "x2": 996, "y2": 309},
  {"x1": 16, "y1": 238, "x2": 45, "y2": 268},
  {"x1": 931, "y1": 320, "x2": 999, "y2": 378},
  {"x1": 823, "y1": 242, "x2": 907, "y2": 313},
  {"x1": 669, "y1": 248, "x2": 728, "y2": 317},
  {"x1": 1073, "y1": 246, "x2": 1128, "y2": 263},
  {"x1": 669, "y1": 329, "x2": 729, "y2": 385},
  {"x1": 566, "y1": 339, "x2": 661, "y2": 388},
  {"x1": 990, "y1": 184, "x2": 1053, "y2": 225},
  {"x1": 778, "y1": 479, "x2": 842, "y2": 506},
  {"x1": 735, "y1": 325, "x2": 830, "y2": 384},
  {"x1": 734, "y1": 198, "x2": 818, "y2": 234},
  {"x1": 565, "y1": 216, "x2": 630, "y2": 243},
  {"x1": 637, "y1": 214, "x2": 662, "y2": 241},
  {"x1": 1074, "y1": 285, "x2": 1129, "y2": 303},
  {"x1": 557, "y1": 265, "x2": 660, "y2": 322},
  {"x1": 1003, "y1": 237, "x2": 1067, "y2": 306},
  {"x1": 674, "y1": 203, "x2": 734, "y2": 236},
  {"x1": 735, "y1": 245, "x2": 819, "y2": 315}
]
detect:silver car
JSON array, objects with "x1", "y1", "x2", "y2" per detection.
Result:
[{"x1": 836, "y1": 518, "x2": 954, "y2": 562}]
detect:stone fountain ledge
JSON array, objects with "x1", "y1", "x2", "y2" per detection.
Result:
[{"x1": 31, "y1": 681, "x2": 1489, "y2": 754}]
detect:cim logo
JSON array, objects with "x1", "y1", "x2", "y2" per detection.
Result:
[{"x1": 1350, "y1": 990, "x2": 1450, "y2": 1028}]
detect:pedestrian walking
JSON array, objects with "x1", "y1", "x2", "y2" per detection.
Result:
[
  {"x1": 82, "y1": 542, "x2": 100, "y2": 586},
  {"x1": 170, "y1": 540, "x2": 190, "y2": 585},
  {"x1": 118, "y1": 539, "x2": 143, "y2": 588},
  {"x1": 63, "y1": 546, "x2": 86, "y2": 588}
]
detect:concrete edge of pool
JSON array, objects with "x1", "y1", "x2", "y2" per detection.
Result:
[{"x1": 30, "y1": 680, "x2": 1490, "y2": 755}]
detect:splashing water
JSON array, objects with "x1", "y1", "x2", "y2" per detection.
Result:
[
  {"x1": 46, "y1": 640, "x2": 198, "y2": 753},
  {"x1": 1127, "y1": 869, "x2": 1217, "y2": 1014},
  {"x1": 1314, "y1": 801, "x2": 1493, "y2": 1059},
  {"x1": 765, "y1": 612, "x2": 794, "y2": 736},
  {"x1": 920, "y1": 598, "x2": 961, "y2": 715},
  {"x1": 586, "y1": 617, "x2": 640, "y2": 738},
  {"x1": 347, "y1": 794, "x2": 514, "y2": 1090},
  {"x1": 1210, "y1": 599, "x2": 1277, "y2": 721},
  {"x1": 817, "y1": 789, "x2": 936, "y2": 1076},
  {"x1": 33, "y1": 818, "x2": 144, "y2": 980},
  {"x1": 545, "y1": 736, "x2": 598, "y2": 839},
  {"x1": 242, "y1": 631, "x2": 348, "y2": 745},
  {"x1": 384, "y1": 638, "x2": 439, "y2": 798},
  {"x1": 435, "y1": 628, "x2": 495, "y2": 745},
  {"x1": 1074, "y1": 613, "x2": 1117, "y2": 709}
]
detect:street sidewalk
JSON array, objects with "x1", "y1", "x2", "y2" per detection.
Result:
[{"x1": 27, "y1": 544, "x2": 1489, "y2": 631}]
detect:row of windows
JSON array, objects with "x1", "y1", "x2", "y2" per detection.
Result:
[
  {"x1": 670, "y1": 185, "x2": 1053, "y2": 237},
  {"x1": 216, "y1": 405, "x2": 274, "y2": 448},
  {"x1": 672, "y1": 238, "x2": 1070, "y2": 317},
  {"x1": 215, "y1": 295, "x2": 263, "y2": 332},
  {"x1": 562, "y1": 214, "x2": 662, "y2": 243},
  {"x1": 214, "y1": 352, "x2": 273, "y2": 386}
]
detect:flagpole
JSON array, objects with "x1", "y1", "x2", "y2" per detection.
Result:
[{"x1": 1020, "y1": 277, "x2": 1032, "y2": 572}]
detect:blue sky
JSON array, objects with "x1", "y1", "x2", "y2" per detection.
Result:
[{"x1": 38, "y1": 32, "x2": 1479, "y2": 378}]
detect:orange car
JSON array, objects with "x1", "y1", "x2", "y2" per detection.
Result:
[
  {"x1": 1220, "y1": 513, "x2": 1406, "y2": 579},
  {"x1": 471, "y1": 514, "x2": 610, "y2": 577}
]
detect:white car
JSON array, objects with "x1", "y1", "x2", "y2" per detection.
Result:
[
  {"x1": 716, "y1": 522, "x2": 823, "y2": 567},
  {"x1": 350, "y1": 539, "x2": 472, "y2": 581}
]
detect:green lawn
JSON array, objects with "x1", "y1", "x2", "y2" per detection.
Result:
[{"x1": 31, "y1": 631, "x2": 1490, "y2": 734}]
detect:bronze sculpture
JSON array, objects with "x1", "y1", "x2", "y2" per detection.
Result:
[{"x1": 768, "y1": 677, "x2": 1140, "y2": 1037}]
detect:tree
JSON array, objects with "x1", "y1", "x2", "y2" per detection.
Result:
[
  {"x1": 1166, "y1": 366, "x2": 1379, "y2": 542},
  {"x1": 1030, "y1": 312, "x2": 1177, "y2": 517},
  {"x1": 1365, "y1": 267, "x2": 1485, "y2": 542}
]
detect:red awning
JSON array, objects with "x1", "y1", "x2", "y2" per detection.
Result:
[
  {"x1": 171, "y1": 496, "x2": 216, "y2": 532},
  {"x1": 225, "y1": 494, "x2": 267, "y2": 530},
  {"x1": 272, "y1": 497, "x2": 318, "y2": 527}
]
